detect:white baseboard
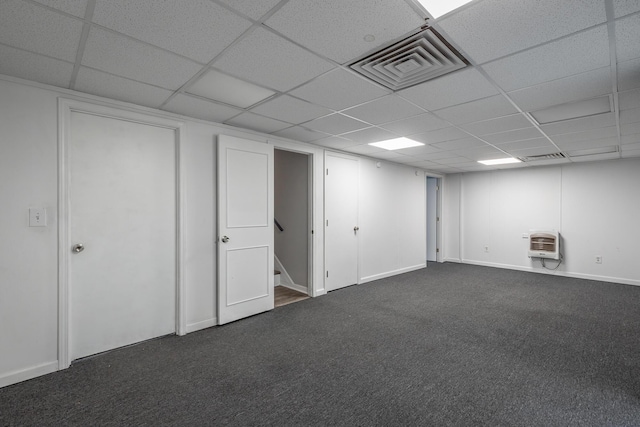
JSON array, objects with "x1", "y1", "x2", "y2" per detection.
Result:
[
  {"x1": 281, "y1": 283, "x2": 308, "y2": 294},
  {"x1": 359, "y1": 263, "x2": 426, "y2": 284},
  {"x1": 460, "y1": 259, "x2": 640, "y2": 287},
  {"x1": 0, "y1": 361, "x2": 58, "y2": 389},
  {"x1": 186, "y1": 318, "x2": 217, "y2": 334}
]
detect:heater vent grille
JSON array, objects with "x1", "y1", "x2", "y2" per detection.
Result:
[
  {"x1": 350, "y1": 27, "x2": 469, "y2": 91},
  {"x1": 518, "y1": 152, "x2": 566, "y2": 162}
]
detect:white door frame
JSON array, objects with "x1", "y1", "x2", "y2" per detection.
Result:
[
  {"x1": 57, "y1": 98, "x2": 186, "y2": 369},
  {"x1": 269, "y1": 139, "x2": 325, "y2": 297}
]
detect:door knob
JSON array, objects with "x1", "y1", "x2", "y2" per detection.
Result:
[
  {"x1": 353, "y1": 226, "x2": 359, "y2": 232},
  {"x1": 72, "y1": 243, "x2": 85, "y2": 253},
  {"x1": 221, "y1": 236, "x2": 230, "y2": 243}
]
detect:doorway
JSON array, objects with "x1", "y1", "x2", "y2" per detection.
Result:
[
  {"x1": 274, "y1": 148, "x2": 312, "y2": 305},
  {"x1": 426, "y1": 176, "x2": 441, "y2": 262},
  {"x1": 59, "y1": 101, "x2": 184, "y2": 368}
]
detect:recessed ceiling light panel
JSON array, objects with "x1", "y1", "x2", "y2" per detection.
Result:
[
  {"x1": 416, "y1": 0, "x2": 475, "y2": 19},
  {"x1": 187, "y1": 69, "x2": 275, "y2": 109},
  {"x1": 369, "y1": 137, "x2": 424, "y2": 150},
  {"x1": 478, "y1": 158, "x2": 522, "y2": 166}
]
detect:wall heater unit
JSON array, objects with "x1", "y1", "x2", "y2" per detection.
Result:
[{"x1": 528, "y1": 231, "x2": 560, "y2": 260}]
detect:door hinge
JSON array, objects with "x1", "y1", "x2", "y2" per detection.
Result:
[
  {"x1": 437, "y1": 216, "x2": 440, "y2": 222},
  {"x1": 326, "y1": 271, "x2": 329, "y2": 278},
  {"x1": 326, "y1": 169, "x2": 329, "y2": 175},
  {"x1": 311, "y1": 229, "x2": 314, "y2": 234},
  {"x1": 436, "y1": 186, "x2": 439, "y2": 191},
  {"x1": 436, "y1": 248, "x2": 440, "y2": 253},
  {"x1": 326, "y1": 219, "x2": 328, "y2": 226}
]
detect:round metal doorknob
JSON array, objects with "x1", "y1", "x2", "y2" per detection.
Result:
[
  {"x1": 221, "y1": 236, "x2": 230, "y2": 243},
  {"x1": 72, "y1": 243, "x2": 85, "y2": 253},
  {"x1": 354, "y1": 226, "x2": 359, "y2": 231}
]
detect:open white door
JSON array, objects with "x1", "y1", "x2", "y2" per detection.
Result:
[{"x1": 218, "y1": 135, "x2": 274, "y2": 325}]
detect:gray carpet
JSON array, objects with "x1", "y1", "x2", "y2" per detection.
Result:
[{"x1": 2, "y1": 262, "x2": 640, "y2": 426}]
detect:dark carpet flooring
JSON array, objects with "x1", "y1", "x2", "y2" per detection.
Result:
[{"x1": 2, "y1": 262, "x2": 640, "y2": 426}]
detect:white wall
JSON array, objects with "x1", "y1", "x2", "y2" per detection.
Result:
[
  {"x1": 359, "y1": 158, "x2": 426, "y2": 282},
  {"x1": 274, "y1": 149, "x2": 309, "y2": 287},
  {"x1": 0, "y1": 75, "x2": 428, "y2": 388},
  {"x1": 444, "y1": 159, "x2": 640, "y2": 285}
]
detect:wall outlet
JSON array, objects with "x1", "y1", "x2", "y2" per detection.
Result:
[
  {"x1": 484, "y1": 246, "x2": 489, "y2": 253},
  {"x1": 522, "y1": 233, "x2": 529, "y2": 239},
  {"x1": 595, "y1": 255, "x2": 602, "y2": 264}
]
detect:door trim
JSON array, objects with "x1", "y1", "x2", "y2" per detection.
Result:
[{"x1": 57, "y1": 98, "x2": 186, "y2": 369}]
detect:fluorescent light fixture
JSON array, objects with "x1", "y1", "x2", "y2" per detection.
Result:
[
  {"x1": 369, "y1": 137, "x2": 424, "y2": 150},
  {"x1": 187, "y1": 69, "x2": 275, "y2": 109},
  {"x1": 478, "y1": 157, "x2": 522, "y2": 166},
  {"x1": 416, "y1": 0, "x2": 474, "y2": 18}
]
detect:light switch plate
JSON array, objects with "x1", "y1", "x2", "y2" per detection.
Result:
[{"x1": 29, "y1": 208, "x2": 47, "y2": 227}]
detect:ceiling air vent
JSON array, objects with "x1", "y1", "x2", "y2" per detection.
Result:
[
  {"x1": 349, "y1": 27, "x2": 470, "y2": 91},
  {"x1": 517, "y1": 152, "x2": 566, "y2": 162}
]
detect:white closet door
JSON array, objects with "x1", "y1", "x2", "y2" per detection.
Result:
[
  {"x1": 69, "y1": 111, "x2": 176, "y2": 361},
  {"x1": 218, "y1": 135, "x2": 274, "y2": 325},
  {"x1": 325, "y1": 152, "x2": 359, "y2": 291}
]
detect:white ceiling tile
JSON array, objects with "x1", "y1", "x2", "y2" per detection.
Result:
[
  {"x1": 265, "y1": 0, "x2": 424, "y2": 64},
  {"x1": 0, "y1": 44, "x2": 73, "y2": 87},
  {"x1": 290, "y1": 68, "x2": 389, "y2": 111},
  {"x1": 460, "y1": 114, "x2": 532, "y2": 136},
  {"x1": 272, "y1": 126, "x2": 329, "y2": 142},
  {"x1": 342, "y1": 144, "x2": 386, "y2": 155},
  {"x1": 570, "y1": 152, "x2": 621, "y2": 162},
  {"x1": 556, "y1": 137, "x2": 620, "y2": 151},
  {"x1": 412, "y1": 127, "x2": 470, "y2": 144},
  {"x1": 163, "y1": 94, "x2": 242, "y2": 123},
  {"x1": 621, "y1": 149, "x2": 640, "y2": 158},
  {"x1": 507, "y1": 67, "x2": 611, "y2": 111},
  {"x1": 550, "y1": 126, "x2": 618, "y2": 144},
  {"x1": 94, "y1": 0, "x2": 251, "y2": 64},
  {"x1": 496, "y1": 138, "x2": 551, "y2": 151},
  {"x1": 312, "y1": 136, "x2": 357, "y2": 150},
  {"x1": 215, "y1": 27, "x2": 335, "y2": 92},
  {"x1": 455, "y1": 146, "x2": 508, "y2": 160},
  {"x1": 434, "y1": 95, "x2": 518, "y2": 124},
  {"x1": 620, "y1": 108, "x2": 640, "y2": 124},
  {"x1": 621, "y1": 122, "x2": 640, "y2": 135},
  {"x1": 0, "y1": 0, "x2": 83, "y2": 62},
  {"x1": 481, "y1": 127, "x2": 545, "y2": 144},
  {"x1": 619, "y1": 88, "x2": 640, "y2": 110},
  {"x1": 82, "y1": 28, "x2": 202, "y2": 90},
  {"x1": 75, "y1": 67, "x2": 173, "y2": 108},
  {"x1": 438, "y1": 0, "x2": 606, "y2": 63},
  {"x1": 340, "y1": 127, "x2": 399, "y2": 144},
  {"x1": 567, "y1": 146, "x2": 620, "y2": 157},
  {"x1": 615, "y1": 13, "x2": 640, "y2": 62},
  {"x1": 303, "y1": 113, "x2": 369, "y2": 135},
  {"x1": 541, "y1": 112, "x2": 616, "y2": 135},
  {"x1": 430, "y1": 138, "x2": 487, "y2": 151},
  {"x1": 226, "y1": 112, "x2": 291, "y2": 133},
  {"x1": 368, "y1": 151, "x2": 407, "y2": 160},
  {"x1": 398, "y1": 68, "x2": 498, "y2": 111},
  {"x1": 216, "y1": 0, "x2": 282, "y2": 20},
  {"x1": 482, "y1": 25, "x2": 610, "y2": 92},
  {"x1": 342, "y1": 96, "x2": 424, "y2": 125},
  {"x1": 187, "y1": 69, "x2": 275, "y2": 108},
  {"x1": 614, "y1": 0, "x2": 640, "y2": 18},
  {"x1": 32, "y1": 0, "x2": 87, "y2": 17},
  {"x1": 621, "y1": 134, "x2": 640, "y2": 144},
  {"x1": 435, "y1": 156, "x2": 475, "y2": 165},
  {"x1": 395, "y1": 145, "x2": 444, "y2": 158},
  {"x1": 381, "y1": 113, "x2": 449, "y2": 135},
  {"x1": 251, "y1": 95, "x2": 332, "y2": 124},
  {"x1": 618, "y1": 58, "x2": 640, "y2": 91}
]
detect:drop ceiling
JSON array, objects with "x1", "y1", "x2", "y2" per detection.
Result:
[{"x1": 0, "y1": 0, "x2": 638, "y2": 173}]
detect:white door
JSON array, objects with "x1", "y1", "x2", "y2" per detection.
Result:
[
  {"x1": 325, "y1": 152, "x2": 359, "y2": 291},
  {"x1": 69, "y1": 111, "x2": 176, "y2": 361},
  {"x1": 218, "y1": 135, "x2": 274, "y2": 325},
  {"x1": 427, "y1": 177, "x2": 438, "y2": 261}
]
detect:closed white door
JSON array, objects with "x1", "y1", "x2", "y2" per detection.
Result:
[
  {"x1": 427, "y1": 177, "x2": 438, "y2": 261},
  {"x1": 325, "y1": 152, "x2": 359, "y2": 291},
  {"x1": 69, "y1": 111, "x2": 176, "y2": 361},
  {"x1": 218, "y1": 135, "x2": 274, "y2": 325}
]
